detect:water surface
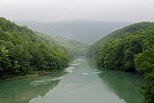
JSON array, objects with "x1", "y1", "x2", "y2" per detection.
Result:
[{"x1": 0, "y1": 58, "x2": 145, "y2": 103}]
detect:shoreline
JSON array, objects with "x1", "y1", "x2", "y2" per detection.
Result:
[{"x1": 0, "y1": 70, "x2": 53, "y2": 82}]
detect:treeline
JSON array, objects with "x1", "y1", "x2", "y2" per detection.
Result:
[
  {"x1": 0, "y1": 17, "x2": 69, "y2": 80},
  {"x1": 89, "y1": 22, "x2": 154, "y2": 103},
  {"x1": 37, "y1": 32, "x2": 90, "y2": 58}
]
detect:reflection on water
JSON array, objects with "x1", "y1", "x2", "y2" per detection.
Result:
[
  {"x1": 29, "y1": 57, "x2": 126, "y2": 103},
  {"x1": 98, "y1": 70, "x2": 145, "y2": 103},
  {"x1": 0, "y1": 58, "x2": 145, "y2": 103},
  {"x1": 0, "y1": 71, "x2": 66, "y2": 103},
  {"x1": 88, "y1": 59, "x2": 145, "y2": 103}
]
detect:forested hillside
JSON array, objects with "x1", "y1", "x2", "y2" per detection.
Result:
[
  {"x1": 37, "y1": 32, "x2": 89, "y2": 58},
  {"x1": 0, "y1": 17, "x2": 69, "y2": 80},
  {"x1": 90, "y1": 22, "x2": 154, "y2": 103},
  {"x1": 89, "y1": 22, "x2": 154, "y2": 57}
]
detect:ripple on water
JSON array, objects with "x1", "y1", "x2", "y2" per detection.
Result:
[
  {"x1": 71, "y1": 63, "x2": 81, "y2": 66},
  {"x1": 81, "y1": 73, "x2": 89, "y2": 75},
  {"x1": 30, "y1": 76, "x2": 65, "y2": 86},
  {"x1": 65, "y1": 66, "x2": 75, "y2": 73}
]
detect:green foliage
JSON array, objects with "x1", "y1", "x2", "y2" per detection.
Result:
[
  {"x1": 36, "y1": 32, "x2": 90, "y2": 58},
  {"x1": 0, "y1": 17, "x2": 69, "y2": 80},
  {"x1": 97, "y1": 33, "x2": 146, "y2": 71},
  {"x1": 91, "y1": 22, "x2": 154, "y2": 103},
  {"x1": 135, "y1": 46, "x2": 154, "y2": 103},
  {"x1": 89, "y1": 22, "x2": 154, "y2": 57},
  {"x1": 92, "y1": 22, "x2": 154, "y2": 72}
]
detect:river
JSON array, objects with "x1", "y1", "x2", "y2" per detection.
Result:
[{"x1": 0, "y1": 57, "x2": 145, "y2": 103}]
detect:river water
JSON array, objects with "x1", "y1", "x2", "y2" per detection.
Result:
[{"x1": 0, "y1": 57, "x2": 145, "y2": 103}]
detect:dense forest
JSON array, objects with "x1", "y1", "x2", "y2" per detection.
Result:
[
  {"x1": 0, "y1": 17, "x2": 69, "y2": 80},
  {"x1": 89, "y1": 22, "x2": 154, "y2": 103},
  {"x1": 0, "y1": 17, "x2": 153, "y2": 103},
  {"x1": 36, "y1": 32, "x2": 89, "y2": 58}
]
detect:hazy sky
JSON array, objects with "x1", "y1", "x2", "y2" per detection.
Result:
[{"x1": 0, "y1": 0, "x2": 154, "y2": 22}]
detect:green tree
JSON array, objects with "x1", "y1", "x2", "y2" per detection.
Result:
[
  {"x1": 0, "y1": 46, "x2": 11, "y2": 79},
  {"x1": 0, "y1": 17, "x2": 69, "y2": 80},
  {"x1": 135, "y1": 46, "x2": 154, "y2": 103}
]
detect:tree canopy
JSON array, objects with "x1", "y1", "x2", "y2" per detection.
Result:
[
  {"x1": 90, "y1": 22, "x2": 154, "y2": 103},
  {"x1": 0, "y1": 17, "x2": 69, "y2": 80}
]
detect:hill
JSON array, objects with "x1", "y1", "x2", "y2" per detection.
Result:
[
  {"x1": 0, "y1": 17, "x2": 69, "y2": 80},
  {"x1": 89, "y1": 22, "x2": 154, "y2": 57},
  {"x1": 16, "y1": 21, "x2": 130, "y2": 43},
  {"x1": 36, "y1": 32, "x2": 90, "y2": 58},
  {"x1": 89, "y1": 22, "x2": 154, "y2": 103}
]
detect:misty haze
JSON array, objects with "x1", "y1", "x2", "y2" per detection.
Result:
[
  {"x1": 0, "y1": 0, "x2": 154, "y2": 103},
  {"x1": 16, "y1": 21, "x2": 130, "y2": 43}
]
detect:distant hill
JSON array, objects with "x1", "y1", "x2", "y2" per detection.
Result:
[
  {"x1": 16, "y1": 21, "x2": 131, "y2": 43},
  {"x1": 36, "y1": 32, "x2": 90, "y2": 58}
]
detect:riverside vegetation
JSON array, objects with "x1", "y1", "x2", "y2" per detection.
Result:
[
  {"x1": 0, "y1": 17, "x2": 153, "y2": 103},
  {"x1": 0, "y1": 17, "x2": 69, "y2": 80},
  {"x1": 89, "y1": 22, "x2": 154, "y2": 103}
]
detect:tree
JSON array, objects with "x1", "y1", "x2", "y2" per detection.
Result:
[
  {"x1": 0, "y1": 46, "x2": 11, "y2": 79},
  {"x1": 135, "y1": 46, "x2": 154, "y2": 103}
]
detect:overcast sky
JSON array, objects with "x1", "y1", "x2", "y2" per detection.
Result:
[{"x1": 0, "y1": 0, "x2": 154, "y2": 22}]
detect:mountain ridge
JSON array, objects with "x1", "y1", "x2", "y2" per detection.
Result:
[{"x1": 16, "y1": 20, "x2": 131, "y2": 43}]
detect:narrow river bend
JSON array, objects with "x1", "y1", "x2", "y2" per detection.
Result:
[{"x1": 0, "y1": 57, "x2": 145, "y2": 103}]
